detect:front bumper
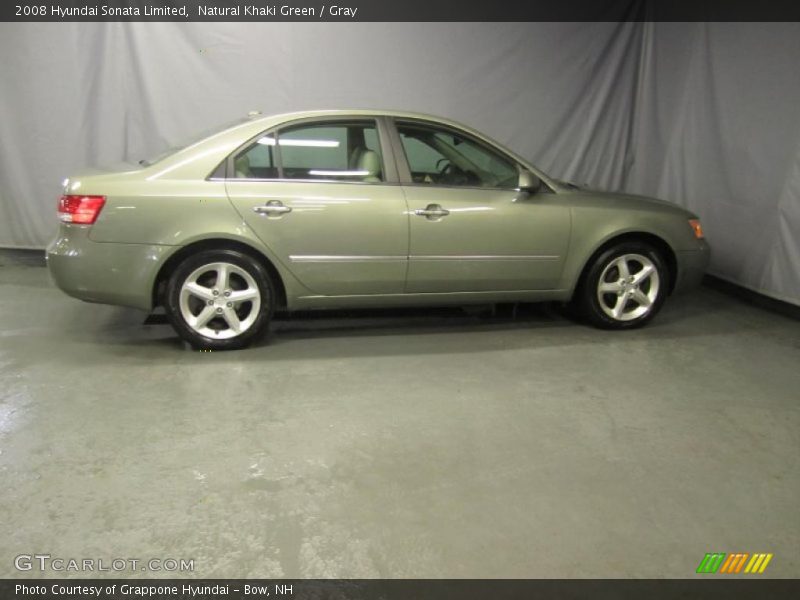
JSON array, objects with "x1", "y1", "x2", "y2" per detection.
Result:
[
  {"x1": 47, "y1": 226, "x2": 170, "y2": 311},
  {"x1": 673, "y1": 240, "x2": 710, "y2": 294}
]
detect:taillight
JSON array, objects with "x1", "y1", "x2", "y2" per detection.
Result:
[
  {"x1": 58, "y1": 195, "x2": 106, "y2": 225},
  {"x1": 688, "y1": 219, "x2": 704, "y2": 239}
]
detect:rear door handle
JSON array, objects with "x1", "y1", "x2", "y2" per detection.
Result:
[
  {"x1": 414, "y1": 204, "x2": 450, "y2": 219},
  {"x1": 253, "y1": 200, "x2": 292, "y2": 216}
]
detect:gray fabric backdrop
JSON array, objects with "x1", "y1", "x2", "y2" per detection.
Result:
[{"x1": 1, "y1": 22, "x2": 798, "y2": 304}]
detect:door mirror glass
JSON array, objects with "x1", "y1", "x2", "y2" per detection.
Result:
[{"x1": 518, "y1": 170, "x2": 542, "y2": 193}]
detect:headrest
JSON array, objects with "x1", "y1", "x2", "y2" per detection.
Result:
[
  {"x1": 235, "y1": 154, "x2": 252, "y2": 178},
  {"x1": 357, "y1": 150, "x2": 381, "y2": 181}
]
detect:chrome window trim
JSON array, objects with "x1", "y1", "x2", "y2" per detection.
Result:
[
  {"x1": 221, "y1": 177, "x2": 403, "y2": 187},
  {"x1": 218, "y1": 177, "x2": 523, "y2": 193}
]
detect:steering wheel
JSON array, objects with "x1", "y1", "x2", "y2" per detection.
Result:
[{"x1": 438, "y1": 161, "x2": 480, "y2": 186}]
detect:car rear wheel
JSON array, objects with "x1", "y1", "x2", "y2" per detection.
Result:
[
  {"x1": 575, "y1": 242, "x2": 669, "y2": 329},
  {"x1": 165, "y1": 249, "x2": 274, "y2": 350}
]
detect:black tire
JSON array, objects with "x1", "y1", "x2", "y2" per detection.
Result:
[
  {"x1": 572, "y1": 242, "x2": 669, "y2": 330},
  {"x1": 165, "y1": 249, "x2": 275, "y2": 350}
]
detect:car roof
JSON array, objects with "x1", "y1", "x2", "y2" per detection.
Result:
[{"x1": 245, "y1": 108, "x2": 474, "y2": 130}]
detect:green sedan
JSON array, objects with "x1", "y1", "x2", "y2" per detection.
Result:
[{"x1": 47, "y1": 110, "x2": 710, "y2": 349}]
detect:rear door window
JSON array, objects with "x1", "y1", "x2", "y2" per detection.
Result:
[{"x1": 233, "y1": 120, "x2": 384, "y2": 183}]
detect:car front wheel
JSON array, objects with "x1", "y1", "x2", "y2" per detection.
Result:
[
  {"x1": 165, "y1": 249, "x2": 274, "y2": 350},
  {"x1": 575, "y1": 242, "x2": 669, "y2": 329}
]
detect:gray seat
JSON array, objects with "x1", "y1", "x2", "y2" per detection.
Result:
[
  {"x1": 234, "y1": 154, "x2": 253, "y2": 178},
  {"x1": 348, "y1": 147, "x2": 364, "y2": 169},
  {"x1": 355, "y1": 149, "x2": 381, "y2": 183}
]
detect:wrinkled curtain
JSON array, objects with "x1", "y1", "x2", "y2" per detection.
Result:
[
  {"x1": 0, "y1": 22, "x2": 798, "y2": 304},
  {"x1": 627, "y1": 22, "x2": 800, "y2": 304}
]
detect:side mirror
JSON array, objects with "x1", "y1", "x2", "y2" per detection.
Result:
[{"x1": 517, "y1": 170, "x2": 542, "y2": 193}]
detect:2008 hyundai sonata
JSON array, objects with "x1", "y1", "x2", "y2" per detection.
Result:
[{"x1": 48, "y1": 110, "x2": 709, "y2": 349}]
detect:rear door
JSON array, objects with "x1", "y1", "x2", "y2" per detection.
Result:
[{"x1": 225, "y1": 117, "x2": 410, "y2": 296}]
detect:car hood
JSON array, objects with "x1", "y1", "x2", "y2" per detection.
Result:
[{"x1": 557, "y1": 181, "x2": 697, "y2": 219}]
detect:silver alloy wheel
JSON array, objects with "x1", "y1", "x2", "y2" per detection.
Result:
[
  {"x1": 178, "y1": 262, "x2": 261, "y2": 339},
  {"x1": 596, "y1": 253, "x2": 660, "y2": 322}
]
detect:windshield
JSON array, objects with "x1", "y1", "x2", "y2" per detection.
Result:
[{"x1": 138, "y1": 117, "x2": 250, "y2": 167}]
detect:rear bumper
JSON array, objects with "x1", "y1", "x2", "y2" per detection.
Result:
[
  {"x1": 673, "y1": 241, "x2": 710, "y2": 294},
  {"x1": 47, "y1": 226, "x2": 170, "y2": 311}
]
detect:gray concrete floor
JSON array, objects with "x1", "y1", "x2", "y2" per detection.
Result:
[{"x1": 1, "y1": 252, "x2": 798, "y2": 579}]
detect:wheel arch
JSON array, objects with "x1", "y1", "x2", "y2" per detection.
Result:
[
  {"x1": 572, "y1": 231, "x2": 678, "y2": 298},
  {"x1": 152, "y1": 238, "x2": 288, "y2": 309}
]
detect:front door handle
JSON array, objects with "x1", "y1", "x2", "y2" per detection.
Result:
[
  {"x1": 414, "y1": 204, "x2": 450, "y2": 219},
  {"x1": 253, "y1": 200, "x2": 292, "y2": 216}
]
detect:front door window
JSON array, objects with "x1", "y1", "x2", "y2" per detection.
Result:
[{"x1": 396, "y1": 122, "x2": 518, "y2": 188}]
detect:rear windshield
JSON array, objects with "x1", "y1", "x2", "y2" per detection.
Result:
[{"x1": 139, "y1": 117, "x2": 250, "y2": 167}]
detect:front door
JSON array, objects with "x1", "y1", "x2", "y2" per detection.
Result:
[{"x1": 394, "y1": 120, "x2": 570, "y2": 293}]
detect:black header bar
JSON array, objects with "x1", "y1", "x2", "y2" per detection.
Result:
[{"x1": 3, "y1": 0, "x2": 800, "y2": 22}]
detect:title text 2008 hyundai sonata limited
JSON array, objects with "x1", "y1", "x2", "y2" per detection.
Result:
[{"x1": 47, "y1": 110, "x2": 710, "y2": 349}]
